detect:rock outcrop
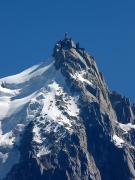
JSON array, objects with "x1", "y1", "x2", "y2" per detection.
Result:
[{"x1": 0, "y1": 36, "x2": 135, "y2": 180}]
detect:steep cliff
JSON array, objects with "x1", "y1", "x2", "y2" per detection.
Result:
[{"x1": 0, "y1": 36, "x2": 135, "y2": 180}]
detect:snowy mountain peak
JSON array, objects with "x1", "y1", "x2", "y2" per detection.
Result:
[{"x1": 0, "y1": 38, "x2": 135, "y2": 180}]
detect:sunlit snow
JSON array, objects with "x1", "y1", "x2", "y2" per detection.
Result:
[
  {"x1": 0, "y1": 60, "x2": 80, "y2": 179},
  {"x1": 113, "y1": 134, "x2": 124, "y2": 148},
  {"x1": 119, "y1": 123, "x2": 135, "y2": 133}
]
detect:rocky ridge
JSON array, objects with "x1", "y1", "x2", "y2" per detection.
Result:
[{"x1": 0, "y1": 35, "x2": 135, "y2": 180}]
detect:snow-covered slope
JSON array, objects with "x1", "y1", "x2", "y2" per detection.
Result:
[
  {"x1": 0, "y1": 58, "x2": 81, "y2": 179},
  {"x1": 0, "y1": 36, "x2": 135, "y2": 180}
]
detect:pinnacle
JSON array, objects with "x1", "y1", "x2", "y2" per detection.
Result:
[{"x1": 53, "y1": 33, "x2": 85, "y2": 58}]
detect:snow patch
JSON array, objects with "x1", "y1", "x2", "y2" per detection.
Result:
[
  {"x1": 0, "y1": 97, "x2": 10, "y2": 120},
  {"x1": 0, "y1": 131, "x2": 15, "y2": 148},
  {"x1": 0, "y1": 86, "x2": 20, "y2": 96},
  {"x1": 33, "y1": 126, "x2": 42, "y2": 144},
  {"x1": 41, "y1": 81, "x2": 79, "y2": 129},
  {"x1": 0, "y1": 61, "x2": 54, "y2": 84},
  {"x1": 71, "y1": 70, "x2": 93, "y2": 86},
  {"x1": 119, "y1": 123, "x2": 135, "y2": 133},
  {"x1": 113, "y1": 134, "x2": 124, "y2": 148}
]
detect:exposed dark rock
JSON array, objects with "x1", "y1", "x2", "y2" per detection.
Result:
[
  {"x1": 110, "y1": 91, "x2": 134, "y2": 124},
  {"x1": 1, "y1": 36, "x2": 135, "y2": 180}
]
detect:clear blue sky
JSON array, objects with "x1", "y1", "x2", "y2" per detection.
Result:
[{"x1": 0, "y1": 0, "x2": 135, "y2": 101}]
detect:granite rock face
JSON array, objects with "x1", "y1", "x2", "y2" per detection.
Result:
[
  {"x1": 0, "y1": 36, "x2": 135, "y2": 180},
  {"x1": 110, "y1": 91, "x2": 135, "y2": 124}
]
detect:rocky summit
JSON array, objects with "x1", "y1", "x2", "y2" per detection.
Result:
[{"x1": 0, "y1": 35, "x2": 135, "y2": 180}]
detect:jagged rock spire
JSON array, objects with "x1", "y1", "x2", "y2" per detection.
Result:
[{"x1": 53, "y1": 34, "x2": 87, "y2": 58}]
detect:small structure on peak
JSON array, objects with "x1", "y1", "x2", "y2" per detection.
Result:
[
  {"x1": 59, "y1": 33, "x2": 75, "y2": 49},
  {"x1": 53, "y1": 34, "x2": 87, "y2": 57}
]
